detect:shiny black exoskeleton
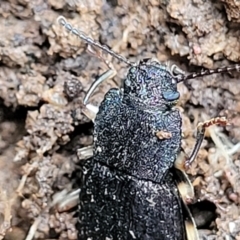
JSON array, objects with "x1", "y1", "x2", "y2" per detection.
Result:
[{"x1": 78, "y1": 59, "x2": 187, "y2": 240}]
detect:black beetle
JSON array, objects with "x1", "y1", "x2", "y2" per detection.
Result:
[{"x1": 57, "y1": 16, "x2": 239, "y2": 240}]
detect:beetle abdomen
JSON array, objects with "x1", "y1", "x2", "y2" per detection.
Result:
[{"x1": 78, "y1": 160, "x2": 186, "y2": 240}]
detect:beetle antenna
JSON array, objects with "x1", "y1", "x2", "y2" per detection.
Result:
[
  {"x1": 57, "y1": 16, "x2": 134, "y2": 67},
  {"x1": 177, "y1": 64, "x2": 240, "y2": 82}
]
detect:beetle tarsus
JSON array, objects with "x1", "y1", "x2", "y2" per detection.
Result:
[{"x1": 185, "y1": 117, "x2": 228, "y2": 168}]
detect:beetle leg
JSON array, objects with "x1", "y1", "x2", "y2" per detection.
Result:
[
  {"x1": 52, "y1": 147, "x2": 94, "y2": 212},
  {"x1": 84, "y1": 44, "x2": 117, "y2": 106},
  {"x1": 52, "y1": 146, "x2": 93, "y2": 212},
  {"x1": 174, "y1": 156, "x2": 199, "y2": 240},
  {"x1": 83, "y1": 68, "x2": 117, "y2": 106},
  {"x1": 53, "y1": 188, "x2": 80, "y2": 212},
  {"x1": 173, "y1": 163, "x2": 199, "y2": 240},
  {"x1": 174, "y1": 117, "x2": 227, "y2": 240},
  {"x1": 185, "y1": 117, "x2": 228, "y2": 168},
  {"x1": 182, "y1": 200, "x2": 199, "y2": 240},
  {"x1": 174, "y1": 168, "x2": 194, "y2": 204},
  {"x1": 83, "y1": 45, "x2": 117, "y2": 121},
  {"x1": 82, "y1": 103, "x2": 99, "y2": 121},
  {"x1": 77, "y1": 145, "x2": 93, "y2": 160},
  {"x1": 175, "y1": 117, "x2": 228, "y2": 203}
]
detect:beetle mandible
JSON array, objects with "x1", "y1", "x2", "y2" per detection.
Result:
[{"x1": 57, "y1": 16, "x2": 239, "y2": 240}]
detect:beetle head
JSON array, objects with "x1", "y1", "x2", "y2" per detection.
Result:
[{"x1": 123, "y1": 59, "x2": 183, "y2": 109}]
